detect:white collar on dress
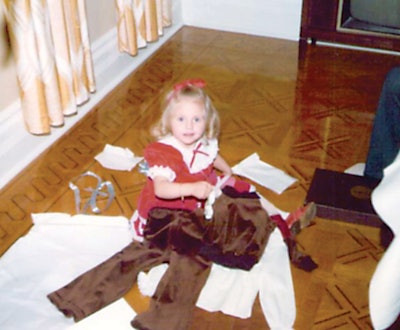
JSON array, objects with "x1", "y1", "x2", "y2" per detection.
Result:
[{"x1": 159, "y1": 135, "x2": 218, "y2": 173}]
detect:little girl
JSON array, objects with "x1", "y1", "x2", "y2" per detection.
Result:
[
  {"x1": 131, "y1": 78, "x2": 236, "y2": 241},
  {"x1": 48, "y1": 79, "x2": 316, "y2": 330},
  {"x1": 131, "y1": 79, "x2": 314, "y2": 239}
]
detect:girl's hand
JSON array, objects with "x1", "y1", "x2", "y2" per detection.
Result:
[
  {"x1": 191, "y1": 181, "x2": 214, "y2": 200},
  {"x1": 153, "y1": 176, "x2": 214, "y2": 200}
]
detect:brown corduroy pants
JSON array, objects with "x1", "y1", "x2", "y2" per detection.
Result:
[{"x1": 48, "y1": 189, "x2": 274, "y2": 330}]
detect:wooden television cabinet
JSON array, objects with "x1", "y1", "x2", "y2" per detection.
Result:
[{"x1": 300, "y1": 0, "x2": 400, "y2": 52}]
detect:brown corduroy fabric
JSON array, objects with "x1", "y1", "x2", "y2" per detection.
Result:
[{"x1": 48, "y1": 189, "x2": 274, "y2": 330}]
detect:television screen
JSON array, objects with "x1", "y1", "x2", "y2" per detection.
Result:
[
  {"x1": 351, "y1": 0, "x2": 400, "y2": 29},
  {"x1": 338, "y1": 0, "x2": 400, "y2": 36}
]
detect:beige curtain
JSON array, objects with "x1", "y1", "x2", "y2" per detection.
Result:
[
  {"x1": 115, "y1": 0, "x2": 172, "y2": 56},
  {"x1": 3, "y1": 0, "x2": 95, "y2": 135}
]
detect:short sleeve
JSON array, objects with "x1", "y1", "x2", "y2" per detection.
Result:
[
  {"x1": 147, "y1": 165, "x2": 176, "y2": 181},
  {"x1": 144, "y1": 142, "x2": 183, "y2": 181}
]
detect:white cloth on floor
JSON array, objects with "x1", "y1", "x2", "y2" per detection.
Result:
[
  {"x1": 95, "y1": 144, "x2": 143, "y2": 171},
  {"x1": 138, "y1": 229, "x2": 295, "y2": 329},
  {"x1": 369, "y1": 150, "x2": 400, "y2": 330},
  {"x1": 0, "y1": 213, "x2": 134, "y2": 330},
  {"x1": 232, "y1": 153, "x2": 297, "y2": 194},
  {"x1": 344, "y1": 162, "x2": 365, "y2": 176},
  {"x1": 68, "y1": 299, "x2": 136, "y2": 329}
]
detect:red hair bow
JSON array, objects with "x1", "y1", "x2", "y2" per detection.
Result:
[{"x1": 173, "y1": 78, "x2": 206, "y2": 92}]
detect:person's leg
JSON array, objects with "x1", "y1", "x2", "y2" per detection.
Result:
[{"x1": 365, "y1": 67, "x2": 400, "y2": 179}]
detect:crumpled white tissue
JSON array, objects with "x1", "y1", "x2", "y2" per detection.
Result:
[
  {"x1": 232, "y1": 153, "x2": 297, "y2": 194},
  {"x1": 95, "y1": 144, "x2": 143, "y2": 171}
]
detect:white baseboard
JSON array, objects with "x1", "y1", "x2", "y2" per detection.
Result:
[{"x1": 0, "y1": 23, "x2": 183, "y2": 189}]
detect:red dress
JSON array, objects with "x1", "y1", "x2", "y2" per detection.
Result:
[{"x1": 136, "y1": 137, "x2": 219, "y2": 224}]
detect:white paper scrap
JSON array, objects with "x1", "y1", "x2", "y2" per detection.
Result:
[
  {"x1": 68, "y1": 299, "x2": 136, "y2": 330},
  {"x1": 231, "y1": 153, "x2": 297, "y2": 194},
  {"x1": 344, "y1": 163, "x2": 365, "y2": 176},
  {"x1": 95, "y1": 144, "x2": 143, "y2": 171}
]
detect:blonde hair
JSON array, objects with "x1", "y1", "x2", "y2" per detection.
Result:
[{"x1": 152, "y1": 81, "x2": 220, "y2": 140}]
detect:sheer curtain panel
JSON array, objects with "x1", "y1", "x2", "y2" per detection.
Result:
[
  {"x1": 4, "y1": 0, "x2": 95, "y2": 135},
  {"x1": 115, "y1": 0, "x2": 172, "y2": 56}
]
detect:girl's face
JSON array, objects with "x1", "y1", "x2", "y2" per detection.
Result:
[{"x1": 169, "y1": 98, "x2": 207, "y2": 148}]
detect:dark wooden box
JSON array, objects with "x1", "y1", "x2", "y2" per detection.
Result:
[{"x1": 305, "y1": 168, "x2": 382, "y2": 227}]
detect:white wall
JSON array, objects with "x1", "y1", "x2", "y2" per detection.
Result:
[{"x1": 182, "y1": 0, "x2": 302, "y2": 40}]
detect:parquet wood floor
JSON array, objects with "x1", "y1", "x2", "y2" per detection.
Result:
[{"x1": 2, "y1": 26, "x2": 400, "y2": 329}]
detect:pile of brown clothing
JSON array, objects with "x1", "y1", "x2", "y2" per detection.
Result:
[{"x1": 48, "y1": 187, "x2": 315, "y2": 330}]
